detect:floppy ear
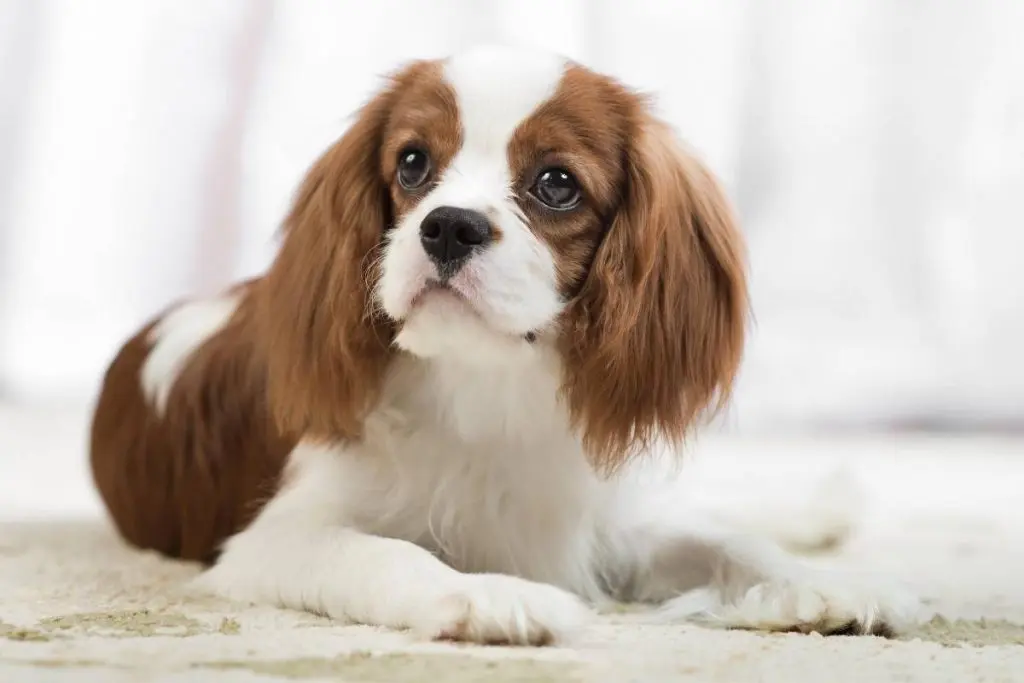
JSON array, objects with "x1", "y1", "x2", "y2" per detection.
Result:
[
  {"x1": 561, "y1": 114, "x2": 748, "y2": 472},
  {"x1": 254, "y1": 83, "x2": 400, "y2": 441}
]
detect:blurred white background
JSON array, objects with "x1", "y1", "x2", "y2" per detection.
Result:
[{"x1": 1, "y1": 0, "x2": 1022, "y2": 433}]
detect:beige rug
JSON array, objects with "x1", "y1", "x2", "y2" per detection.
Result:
[{"x1": 2, "y1": 429, "x2": 1024, "y2": 681}]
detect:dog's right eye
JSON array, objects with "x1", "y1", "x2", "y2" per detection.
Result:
[{"x1": 397, "y1": 148, "x2": 432, "y2": 190}]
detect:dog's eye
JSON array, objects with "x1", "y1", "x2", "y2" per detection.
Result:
[
  {"x1": 530, "y1": 168, "x2": 581, "y2": 211},
  {"x1": 397, "y1": 148, "x2": 431, "y2": 190}
]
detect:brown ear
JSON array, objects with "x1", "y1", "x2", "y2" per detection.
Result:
[
  {"x1": 561, "y1": 114, "x2": 748, "y2": 472},
  {"x1": 254, "y1": 83, "x2": 401, "y2": 441}
]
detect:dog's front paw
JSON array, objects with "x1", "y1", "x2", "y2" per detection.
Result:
[
  {"x1": 416, "y1": 574, "x2": 592, "y2": 645},
  {"x1": 665, "y1": 572, "x2": 919, "y2": 636}
]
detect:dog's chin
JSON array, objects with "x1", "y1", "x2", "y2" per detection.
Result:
[
  {"x1": 393, "y1": 288, "x2": 537, "y2": 365},
  {"x1": 407, "y1": 281, "x2": 467, "y2": 311}
]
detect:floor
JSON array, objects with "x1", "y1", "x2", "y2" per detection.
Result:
[{"x1": 2, "y1": 404, "x2": 1024, "y2": 682}]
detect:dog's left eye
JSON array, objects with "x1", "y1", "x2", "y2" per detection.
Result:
[
  {"x1": 397, "y1": 148, "x2": 432, "y2": 190},
  {"x1": 530, "y1": 168, "x2": 581, "y2": 211}
]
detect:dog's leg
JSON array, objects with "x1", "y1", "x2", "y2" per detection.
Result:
[
  {"x1": 613, "y1": 517, "x2": 917, "y2": 636},
  {"x1": 194, "y1": 442, "x2": 591, "y2": 645}
]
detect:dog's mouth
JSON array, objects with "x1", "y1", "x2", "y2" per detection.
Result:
[
  {"x1": 409, "y1": 280, "x2": 467, "y2": 310},
  {"x1": 407, "y1": 280, "x2": 537, "y2": 344}
]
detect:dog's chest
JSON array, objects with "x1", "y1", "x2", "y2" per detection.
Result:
[{"x1": 343, "y1": 357, "x2": 608, "y2": 591}]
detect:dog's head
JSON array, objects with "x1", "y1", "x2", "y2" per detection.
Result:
[{"x1": 258, "y1": 45, "x2": 748, "y2": 469}]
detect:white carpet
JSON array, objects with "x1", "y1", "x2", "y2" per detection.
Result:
[{"x1": 2, "y1": 406, "x2": 1024, "y2": 681}]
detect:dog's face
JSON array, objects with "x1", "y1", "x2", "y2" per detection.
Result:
[
  {"x1": 259, "y1": 45, "x2": 748, "y2": 469},
  {"x1": 375, "y1": 49, "x2": 623, "y2": 362}
]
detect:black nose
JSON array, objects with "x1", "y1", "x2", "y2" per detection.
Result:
[{"x1": 419, "y1": 206, "x2": 493, "y2": 276}]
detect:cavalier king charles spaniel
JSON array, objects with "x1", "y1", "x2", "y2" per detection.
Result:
[{"x1": 91, "y1": 45, "x2": 914, "y2": 645}]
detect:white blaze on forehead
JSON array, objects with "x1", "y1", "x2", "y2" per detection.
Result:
[
  {"x1": 444, "y1": 45, "x2": 566, "y2": 149},
  {"x1": 439, "y1": 46, "x2": 567, "y2": 207}
]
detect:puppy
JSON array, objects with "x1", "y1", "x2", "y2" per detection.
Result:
[{"x1": 91, "y1": 45, "x2": 913, "y2": 645}]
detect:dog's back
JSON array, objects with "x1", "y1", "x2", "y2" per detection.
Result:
[{"x1": 89, "y1": 284, "x2": 295, "y2": 563}]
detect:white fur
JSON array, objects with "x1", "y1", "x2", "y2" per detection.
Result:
[
  {"x1": 141, "y1": 295, "x2": 239, "y2": 413},
  {"x1": 194, "y1": 46, "x2": 919, "y2": 644},
  {"x1": 197, "y1": 440, "x2": 592, "y2": 644},
  {"x1": 198, "y1": 346, "x2": 917, "y2": 643}
]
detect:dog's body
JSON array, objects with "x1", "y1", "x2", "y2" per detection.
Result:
[{"x1": 91, "y1": 46, "x2": 913, "y2": 644}]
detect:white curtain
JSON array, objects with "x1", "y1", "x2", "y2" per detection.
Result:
[{"x1": 1, "y1": 0, "x2": 1022, "y2": 431}]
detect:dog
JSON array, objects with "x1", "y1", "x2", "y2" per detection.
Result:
[{"x1": 90, "y1": 45, "x2": 914, "y2": 645}]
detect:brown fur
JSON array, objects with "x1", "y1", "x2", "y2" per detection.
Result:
[
  {"x1": 559, "y1": 110, "x2": 748, "y2": 473},
  {"x1": 510, "y1": 64, "x2": 748, "y2": 472},
  {"x1": 380, "y1": 61, "x2": 462, "y2": 215},
  {"x1": 90, "y1": 288, "x2": 295, "y2": 563},
  {"x1": 508, "y1": 66, "x2": 633, "y2": 292},
  {"x1": 254, "y1": 59, "x2": 458, "y2": 440}
]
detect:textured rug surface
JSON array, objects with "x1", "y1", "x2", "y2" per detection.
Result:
[{"x1": 2, "y1": 407, "x2": 1024, "y2": 681}]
